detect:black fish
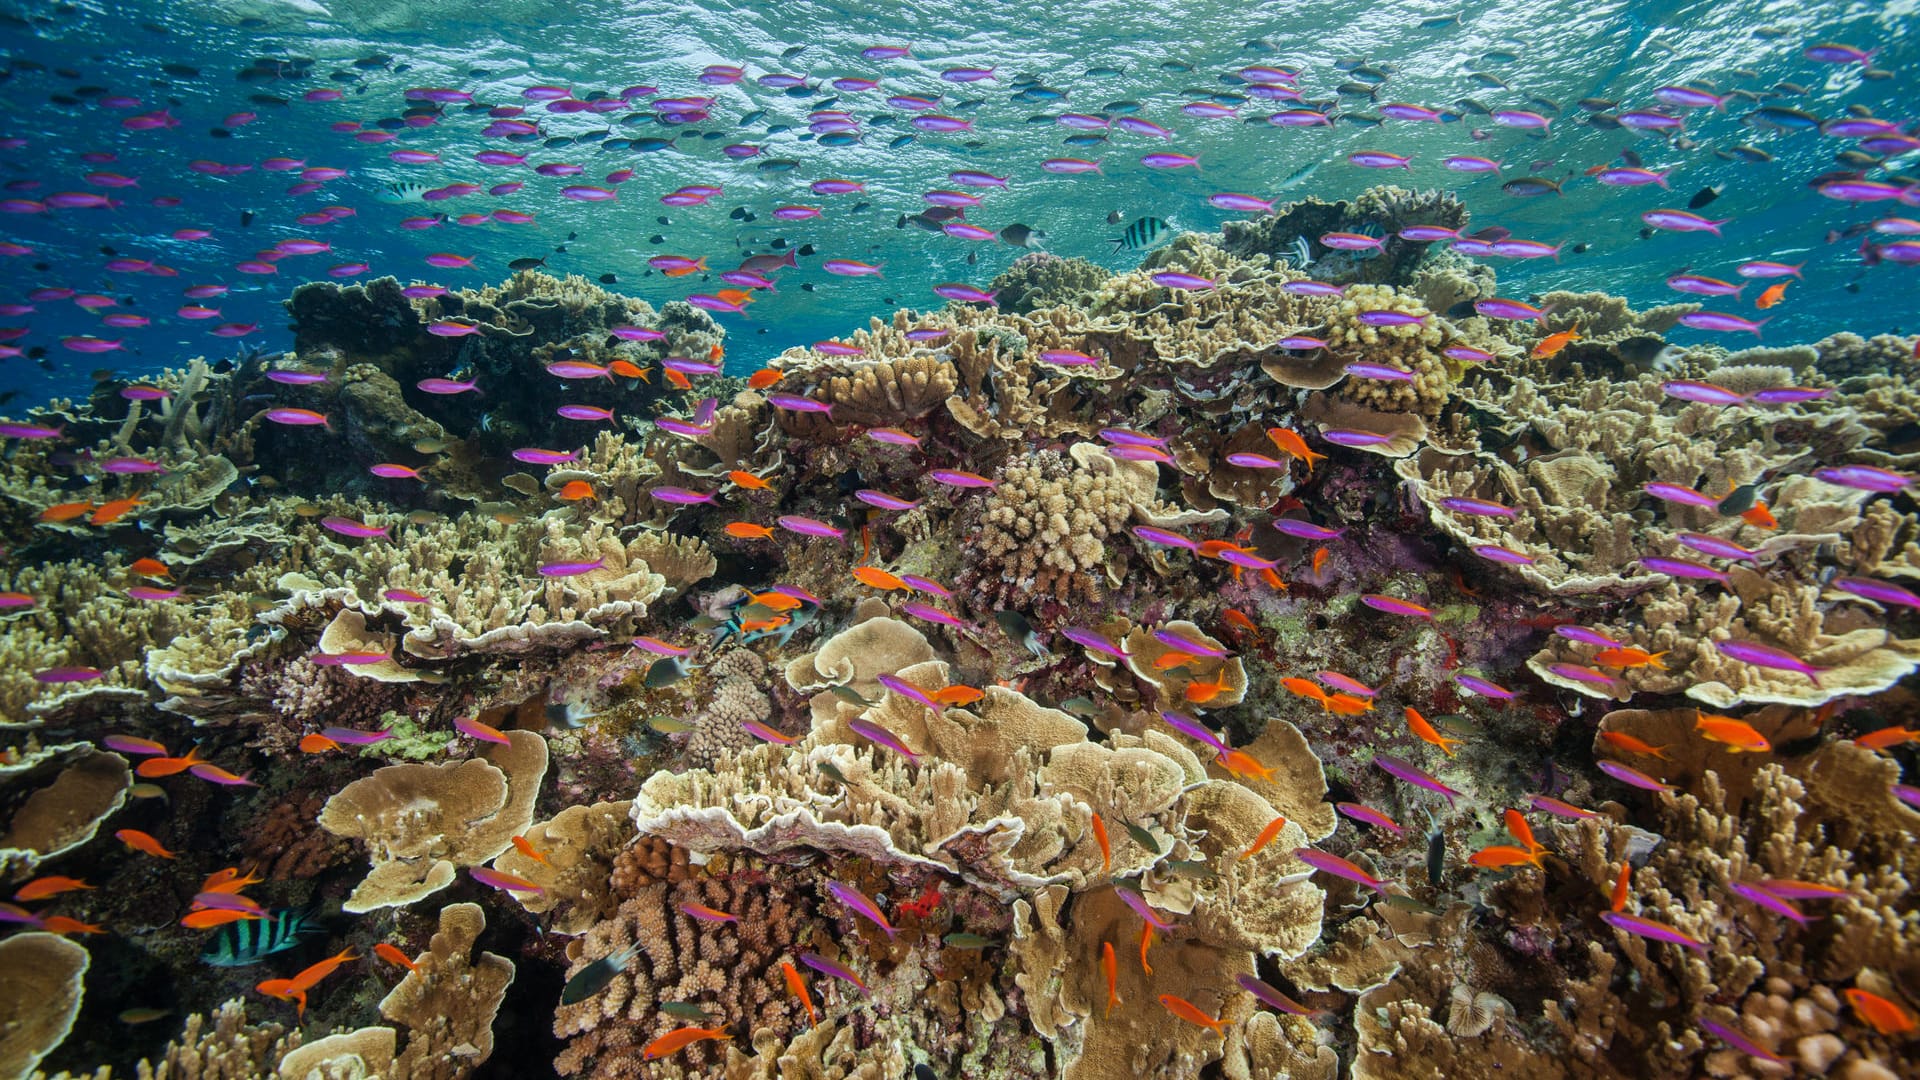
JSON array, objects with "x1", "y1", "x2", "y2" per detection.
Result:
[
  {"x1": 994, "y1": 610, "x2": 1048, "y2": 657},
  {"x1": 599, "y1": 274, "x2": 618, "y2": 284},
  {"x1": 561, "y1": 944, "x2": 640, "y2": 1005},
  {"x1": 1716, "y1": 483, "x2": 1758, "y2": 517},
  {"x1": 508, "y1": 257, "x2": 547, "y2": 271},
  {"x1": 1687, "y1": 185, "x2": 1723, "y2": 209}
]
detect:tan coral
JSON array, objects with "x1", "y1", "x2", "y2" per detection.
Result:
[
  {"x1": 1, "y1": 748, "x2": 130, "y2": 878},
  {"x1": 1123, "y1": 620, "x2": 1248, "y2": 710},
  {"x1": 380, "y1": 901, "x2": 516, "y2": 1077},
  {"x1": 319, "y1": 730, "x2": 548, "y2": 912},
  {"x1": 0, "y1": 932, "x2": 88, "y2": 1078},
  {"x1": 818, "y1": 355, "x2": 958, "y2": 426},
  {"x1": 491, "y1": 800, "x2": 636, "y2": 934},
  {"x1": 276, "y1": 1026, "x2": 397, "y2": 1080}
]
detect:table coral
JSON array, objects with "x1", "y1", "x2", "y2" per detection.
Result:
[{"x1": 0, "y1": 932, "x2": 88, "y2": 1078}]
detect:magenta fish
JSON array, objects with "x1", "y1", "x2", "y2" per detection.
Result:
[
  {"x1": 1437, "y1": 496, "x2": 1515, "y2": 518},
  {"x1": 855, "y1": 490, "x2": 921, "y2": 511},
  {"x1": 321, "y1": 726, "x2": 393, "y2": 745},
  {"x1": 1273, "y1": 519, "x2": 1345, "y2": 541},
  {"x1": 1153, "y1": 627, "x2": 1228, "y2": 657},
  {"x1": 847, "y1": 715, "x2": 920, "y2": 759},
  {"x1": 1726, "y1": 881, "x2": 1809, "y2": 925},
  {"x1": 470, "y1": 866, "x2": 543, "y2": 893},
  {"x1": 799, "y1": 952, "x2": 870, "y2": 996},
  {"x1": 1529, "y1": 795, "x2": 1598, "y2": 820},
  {"x1": 1131, "y1": 525, "x2": 1198, "y2": 551},
  {"x1": 898, "y1": 602, "x2": 970, "y2": 629},
  {"x1": 1361, "y1": 594, "x2": 1433, "y2": 619},
  {"x1": 1454, "y1": 673, "x2": 1515, "y2": 700},
  {"x1": 1711, "y1": 640, "x2": 1825, "y2": 684},
  {"x1": 776, "y1": 515, "x2": 844, "y2": 539},
  {"x1": 1337, "y1": 802, "x2": 1404, "y2": 836},
  {"x1": 320, "y1": 516, "x2": 390, "y2": 539},
  {"x1": 1293, "y1": 848, "x2": 1387, "y2": 894},
  {"x1": 876, "y1": 673, "x2": 946, "y2": 715},
  {"x1": 1597, "y1": 759, "x2": 1675, "y2": 793},
  {"x1": 1373, "y1": 754, "x2": 1462, "y2": 807},
  {"x1": 1113, "y1": 886, "x2": 1177, "y2": 931},
  {"x1": 1159, "y1": 710, "x2": 1229, "y2": 755},
  {"x1": 1599, "y1": 910, "x2": 1704, "y2": 952},
  {"x1": 1061, "y1": 626, "x2": 1129, "y2": 659},
  {"x1": 1638, "y1": 556, "x2": 1730, "y2": 584},
  {"x1": 33, "y1": 666, "x2": 103, "y2": 683},
  {"x1": 650, "y1": 486, "x2": 716, "y2": 505},
  {"x1": 928, "y1": 469, "x2": 996, "y2": 489},
  {"x1": 1698, "y1": 1018, "x2": 1786, "y2": 1066},
  {"x1": 827, "y1": 881, "x2": 898, "y2": 938},
  {"x1": 538, "y1": 558, "x2": 604, "y2": 577}
]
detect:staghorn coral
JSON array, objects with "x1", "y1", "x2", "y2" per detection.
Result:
[{"x1": 318, "y1": 729, "x2": 548, "y2": 912}]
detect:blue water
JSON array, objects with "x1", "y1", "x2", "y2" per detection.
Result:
[{"x1": 0, "y1": 0, "x2": 1913, "y2": 404}]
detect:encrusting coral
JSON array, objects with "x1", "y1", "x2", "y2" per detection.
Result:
[{"x1": 0, "y1": 932, "x2": 89, "y2": 1079}]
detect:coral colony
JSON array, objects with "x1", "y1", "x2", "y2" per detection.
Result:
[{"x1": 1, "y1": 17, "x2": 1919, "y2": 1080}]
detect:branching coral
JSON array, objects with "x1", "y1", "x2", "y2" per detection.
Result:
[{"x1": 965, "y1": 449, "x2": 1134, "y2": 606}]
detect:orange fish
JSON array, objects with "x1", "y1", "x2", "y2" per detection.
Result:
[
  {"x1": 661, "y1": 257, "x2": 707, "y2": 277},
  {"x1": 1220, "y1": 607, "x2": 1261, "y2": 644},
  {"x1": 1197, "y1": 539, "x2": 1250, "y2": 560},
  {"x1": 374, "y1": 943, "x2": 418, "y2": 971},
  {"x1": 1593, "y1": 646, "x2": 1667, "y2": 670},
  {"x1": 288, "y1": 948, "x2": 358, "y2": 993},
  {"x1": 1855, "y1": 726, "x2": 1920, "y2": 751},
  {"x1": 643, "y1": 1027, "x2": 733, "y2": 1061},
  {"x1": 1311, "y1": 546, "x2": 1329, "y2": 575},
  {"x1": 1159, "y1": 994, "x2": 1227, "y2": 1034},
  {"x1": 182, "y1": 908, "x2": 262, "y2": 929},
  {"x1": 557, "y1": 480, "x2": 596, "y2": 501},
  {"x1": 1468, "y1": 844, "x2": 1546, "y2": 870},
  {"x1": 136, "y1": 745, "x2": 204, "y2": 778},
  {"x1": 1844, "y1": 988, "x2": 1918, "y2": 1036},
  {"x1": 782, "y1": 960, "x2": 816, "y2": 1025},
  {"x1": 850, "y1": 566, "x2": 907, "y2": 591},
  {"x1": 1185, "y1": 669, "x2": 1229, "y2": 704},
  {"x1": 38, "y1": 500, "x2": 95, "y2": 523},
  {"x1": 664, "y1": 368, "x2": 693, "y2": 390},
  {"x1": 1598, "y1": 730, "x2": 1671, "y2": 760},
  {"x1": 724, "y1": 522, "x2": 774, "y2": 539},
  {"x1": 1281, "y1": 677, "x2": 1332, "y2": 710},
  {"x1": 1091, "y1": 812, "x2": 1111, "y2": 874},
  {"x1": 1266, "y1": 427, "x2": 1326, "y2": 473},
  {"x1": 1611, "y1": 863, "x2": 1631, "y2": 912},
  {"x1": 1216, "y1": 747, "x2": 1277, "y2": 783},
  {"x1": 41, "y1": 915, "x2": 106, "y2": 936},
  {"x1": 1531, "y1": 323, "x2": 1581, "y2": 359},
  {"x1": 708, "y1": 343, "x2": 725, "y2": 361},
  {"x1": 1694, "y1": 711, "x2": 1771, "y2": 753},
  {"x1": 1741, "y1": 502, "x2": 1777, "y2": 529},
  {"x1": 1153, "y1": 650, "x2": 1196, "y2": 671},
  {"x1": 1326, "y1": 693, "x2": 1373, "y2": 716},
  {"x1": 1405, "y1": 707, "x2": 1462, "y2": 758},
  {"x1": 1102, "y1": 940, "x2": 1119, "y2": 1016},
  {"x1": 90, "y1": 495, "x2": 145, "y2": 525},
  {"x1": 1139, "y1": 923, "x2": 1153, "y2": 977},
  {"x1": 740, "y1": 615, "x2": 788, "y2": 633},
  {"x1": 609, "y1": 359, "x2": 649, "y2": 380},
  {"x1": 715, "y1": 288, "x2": 755, "y2": 307},
  {"x1": 750, "y1": 590, "x2": 802, "y2": 612},
  {"x1": 1240, "y1": 815, "x2": 1289, "y2": 860},
  {"x1": 255, "y1": 977, "x2": 307, "y2": 1016},
  {"x1": 747, "y1": 368, "x2": 783, "y2": 390},
  {"x1": 299, "y1": 733, "x2": 340, "y2": 754},
  {"x1": 1503, "y1": 809, "x2": 1544, "y2": 854},
  {"x1": 115, "y1": 828, "x2": 176, "y2": 859},
  {"x1": 1756, "y1": 281, "x2": 1788, "y2": 309},
  {"x1": 15, "y1": 875, "x2": 93, "y2": 902},
  {"x1": 931, "y1": 685, "x2": 985, "y2": 706},
  {"x1": 511, "y1": 835, "x2": 551, "y2": 865},
  {"x1": 728, "y1": 469, "x2": 772, "y2": 491},
  {"x1": 201, "y1": 866, "x2": 264, "y2": 894},
  {"x1": 129, "y1": 557, "x2": 170, "y2": 578}
]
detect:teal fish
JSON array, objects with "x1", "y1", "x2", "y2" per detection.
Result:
[
  {"x1": 201, "y1": 907, "x2": 317, "y2": 967},
  {"x1": 658, "y1": 1000, "x2": 712, "y2": 1021},
  {"x1": 561, "y1": 944, "x2": 640, "y2": 1006},
  {"x1": 1122, "y1": 822, "x2": 1162, "y2": 855},
  {"x1": 824, "y1": 683, "x2": 874, "y2": 708},
  {"x1": 1058, "y1": 696, "x2": 1098, "y2": 719},
  {"x1": 818, "y1": 760, "x2": 850, "y2": 785},
  {"x1": 995, "y1": 610, "x2": 1048, "y2": 657}
]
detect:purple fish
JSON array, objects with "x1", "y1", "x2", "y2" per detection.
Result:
[
  {"x1": 1814, "y1": 465, "x2": 1914, "y2": 494},
  {"x1": 1356, "y1": 310, "x2": 1427, "y2": 326},
  {"x1": 1638, "y1": 556, "x2": 1730, "y2": 584},
  {"x1": 1217, "y1": 549, "x2": 1277, "y2": 571},
  {"x1": 1454, "y1": 673, "x2": 1515, "y2": 700},
  {"x1": 470, "y1": 866, "x2": 543, "y2": 893},
  {"x1": 1236, "y1": 975, "x2": 1322, "y2": 1018},
  {"x1": 777, "y1": 514, "x2": 845, "y2": 539},
  {"x1": 1278, "y1": 335, "x2": 1329, "y2": 350},
  {"x1": 827, "y1": 881, "x2": 898, "y2": 938},
  {"x1": 1676, "y1": 533, "x2": 1757, "y2": 562},
  {"x1": 1361, "y1": 594, "x2": 1432, "y2": 619},
  {"x1": 932, "y1": 283, "x2": 996, "y2": 305},
  {"x1": 1599, "y1": 910, "x2": 1704, "y2": 952},
  {"x1": 321, "y1": 516, "x2": 390, "y2": 539},
  {"x1": 1679, "y1": 311, "x2": 1770, "y2": 337},
  {"x1": 1062, "y1": 626, "x2": 1129, "y2": 659},
  {"x1": 1726, "y1": 881, "x2": 1809, "y2": 925},
  {"x1": 1151, "y1": 271, "x2": 1217, "y2": 290},
  {"x1": 855, "y1": 489, "x2": 921, "y2": 511},
  {"x1": 1472, "y1": 544, "x2": 1536, "y2": 566},
  {"x1": 1474, "y1": 298, "x2": 1553, "y2": 322},
  {"x1": 1711, "y1": 639, "x2": 1825, "y2": 685},
  {"x1": 654, "y1": 418, "x2": 712, "y2": 438},
  {"x1": 877, "y1": 672, "x2": 946, "y2": 715},
  {"x1": 321, "y1": 726, "x2": 393, "y2": 745},
  {"x1": 1643, "y1": 482, "x2": 1722, "y2": 507},
  {"x1": 1373, "y1": 754, "x2": 1462, "y2": 807},
  {"x1": 538, "y1": 558, "x2": 604, "y2": 577},
  {"x1": 1529, "y1": 795, "x2": 1599, "y2": 820},
  {"x1": 650, "y1": 486, "x2": 716, "y2": 505},
  {"x1": 1344, "y1": 362, "x2": 1415, "y2": 382},
  {"x1": 798, "y1": 951, "x2": 870, "y2": 996},
  {"x1": 1832, "y1": 577, "x2": 1920, "y2": 610},
  {"x1": 928, "y1": 469, "x2": 997, "y2": 489},
  {"x1": 556, "y1": 405, "x2": 614, "y2": 421},
  {"x1": 1281, "y1": 280, "x2": 1342, "y2": 297},
  {"x1": 1597, "y1": 759, "x2": 1675, "y2": 793},
  {"x1": 1273, "y1": 519, "x2": 1345, "y2": 541},
  {"x1": 767, "y1": 392, "x2": 835, "y2": 416},
  {"x1": 1131, "y1": 525, "x2": 1198, "y2": 551},
  {"x1": 1100, "y1": 427, "x2": 1168, "y2": 448},
  {"x1": 1698, "y1": 1017, "x2": 1786, "y2": 1066},
  {"x1": 1747, "y1": 387, "x2": 1831, "y2": 405},
  {"x1": 512, "y1": 448, "x2": 577, "y2": 465},
  {"x1": 847, "y1": 715, "x2": 920, "y2": 759},
  {"x1": 1153, "y1": 627, "x2": 1228, "y2": 657},
  {"x1": 898, "y1": 601, "x2": 970, "y2": 629},
  {"x1": 1399, "y1": 225, "x2": 1460, "y2": 242},
  {"x1": 1292, "y1": 848, "x2": 1387, "y2": 894},
  {"x1": 1555, "y1": 625, "x2": 1623, "y2": 648},
  {"x1": 103, "y1": 735, "x2": 166, "y2": 756},
  {"x1": 1113, "y1": 886, "x2": 1177, "y2": 931},
  {"x1": 1159, "y1": 710, "x2": 1229, "y2": 754},
  {"x1": 1322, "y1": 429, "x2": 1393, "y2": 448},
  {"x1": 1337, "y1": 801, "x2": 1404, "y2": 836},
  {"x1": 0, "y1": 422, "x2": 64, "y2": 439},
  {"x1": 416, "y1": 377, "x2": 479, "y2": 395},
  {"x1": 1661, "y1": 380, "x2": 1748, "y2": 406},
  {"x1": 1642, "y1": 209, "x2": 1727, "y2": 234},
  {"x1": 1549, "y1": 662, "x2": 1620, "y2": 688}
]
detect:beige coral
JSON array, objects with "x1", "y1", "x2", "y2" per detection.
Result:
[
  {"x1": 380, "y1": 901, "x2": 517, "y2": 1077},
  {"x1": 492, "y1": 800, "x2": 637, "y2": 934},
  {"x1": 0, "y1": 932, "x2": 87, "y2": 1078}
]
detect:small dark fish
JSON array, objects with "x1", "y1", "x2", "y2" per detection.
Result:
[
  {"x1": 508, "y1": 257, "x2": 548, "y2": 271},
  {"x1": 1164, "y1": 858, "x2": 1216, "y2": 882},
  {"x1": 1059, "y1": 696, "x2": 1098, "y2": 718},
  {"x1": 599, "y1": 273, "x2": 618, "y2": 284},
  {"x1": 561, "y1": 945, "x2": 640, "y2": 1005},
  {"x1": 818, "y1": 760, "x2": 849, "y2": 785},
  {"x1": 1687, "y1": 185, "x2": 1722, "y2": 209},
  {"x1": 995, "y1": 610, "x2": 1048, "y2": 657},
  {"x1": 942, "y1": 932, "x2": 994, "y2": 949},
  {"x1": 645, "y1": 657, "x2": 697, "y2": 688},
  {"x1": 826, "y1": 683, "x2": 875, "y2": 707},
  {"x1": 1424, "y1": 810, "x2": 1446, "y2": 887},
  {"x1": 1716, "y1": 484, "x2": 1758, "y2": 517},
  {"x1": 1502, "y1": 176, "x2": 1561, "y2": 197},
  {"x1": 658, "y1": 1000, "x2": 712, "y2": 1021},
  {"x1": 1122, "y1": 822, "x2": 1162, "y2": 855}
]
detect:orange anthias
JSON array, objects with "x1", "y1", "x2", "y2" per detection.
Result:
[
  {"x1": 1502, "y1": 809, "x2": 1544, "y2": 854},
  {"x1": 728, "y1": 469, "x2": 772, "y2": 490},
  {"x1": 1239, "y1": 815, "x2": 1289, "y2": 860},
  {"x1": 373, "y1": 943, "x2": 418, "y2": 971},
  {"x1": 1160, "y1": 993, "x2": 1227, "y2": 1033},
  {"x1": 1593, "y1": 646, "x2": 1667, "y2": 669},
  {"x1": 1844, "y1": 987, "x2": 1918, "y2": 1035},
  {"x1": 15, "y1": 876, "x2": 93, "y2": 902},
  {"x1": 1469, "y1": 844, "x2": 1546, "y2": 870},
  {"x1": 557, "y1": 479, "x2": 596, "y2": 501},
  {"x1": 1404, "y1": 707, "x2": 1462, "y2": 758},
  {"x1": 1611, "y1": 863, "x2": 1632, "y2": 912},
  {"x1": 851, "y1": 566, "x2": 908, "y2": 591},
  {"x1": 1102, "y1": 941, "x2": 1120, "y2": 1017},
  {"x1": 1091, "y1": 812, "x2": 1111, "y2": 874},
  {"x1": 724, "y1": 522, "x2": 774, "y2": 539},
  {"x1": 782, "y1": 961, "x2": 816, "y2": 1025},
  {"x1": 1184, "y1": 669, "x2": 1229, "y2": 704},
  {"x1": 1598, "y1": 730, "x2": 1672, "y2": 761},
  {"x1": 643, "y1": 1027, "x2": 733, "y2": 1060},
  {"x1": 1266, "y1": 427, "x2": 1326, "y2": 473},
  {"x1": 1216, "y1": 747, "x2": 1277, "y2": 783},
  {"x1": 747, "y1": 368, "x2": 783, "y2": 390},
  {"x1": 115, "y1": 828, "x2": 176, "y2": 859},
  {"x1": 511, "y1": 835, "x2": 551, "y2": 865}
]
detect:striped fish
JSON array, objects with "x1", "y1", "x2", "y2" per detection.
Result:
[
  {"x1": 200, "y1": 908, "x2": 316, "y2": 967},
  {"x1": 1110, "y1": 216, "x2": 1172, "y2": 251},
  {"x1": 375, "y1": 181, "x2": 433, "y2": 204}
]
